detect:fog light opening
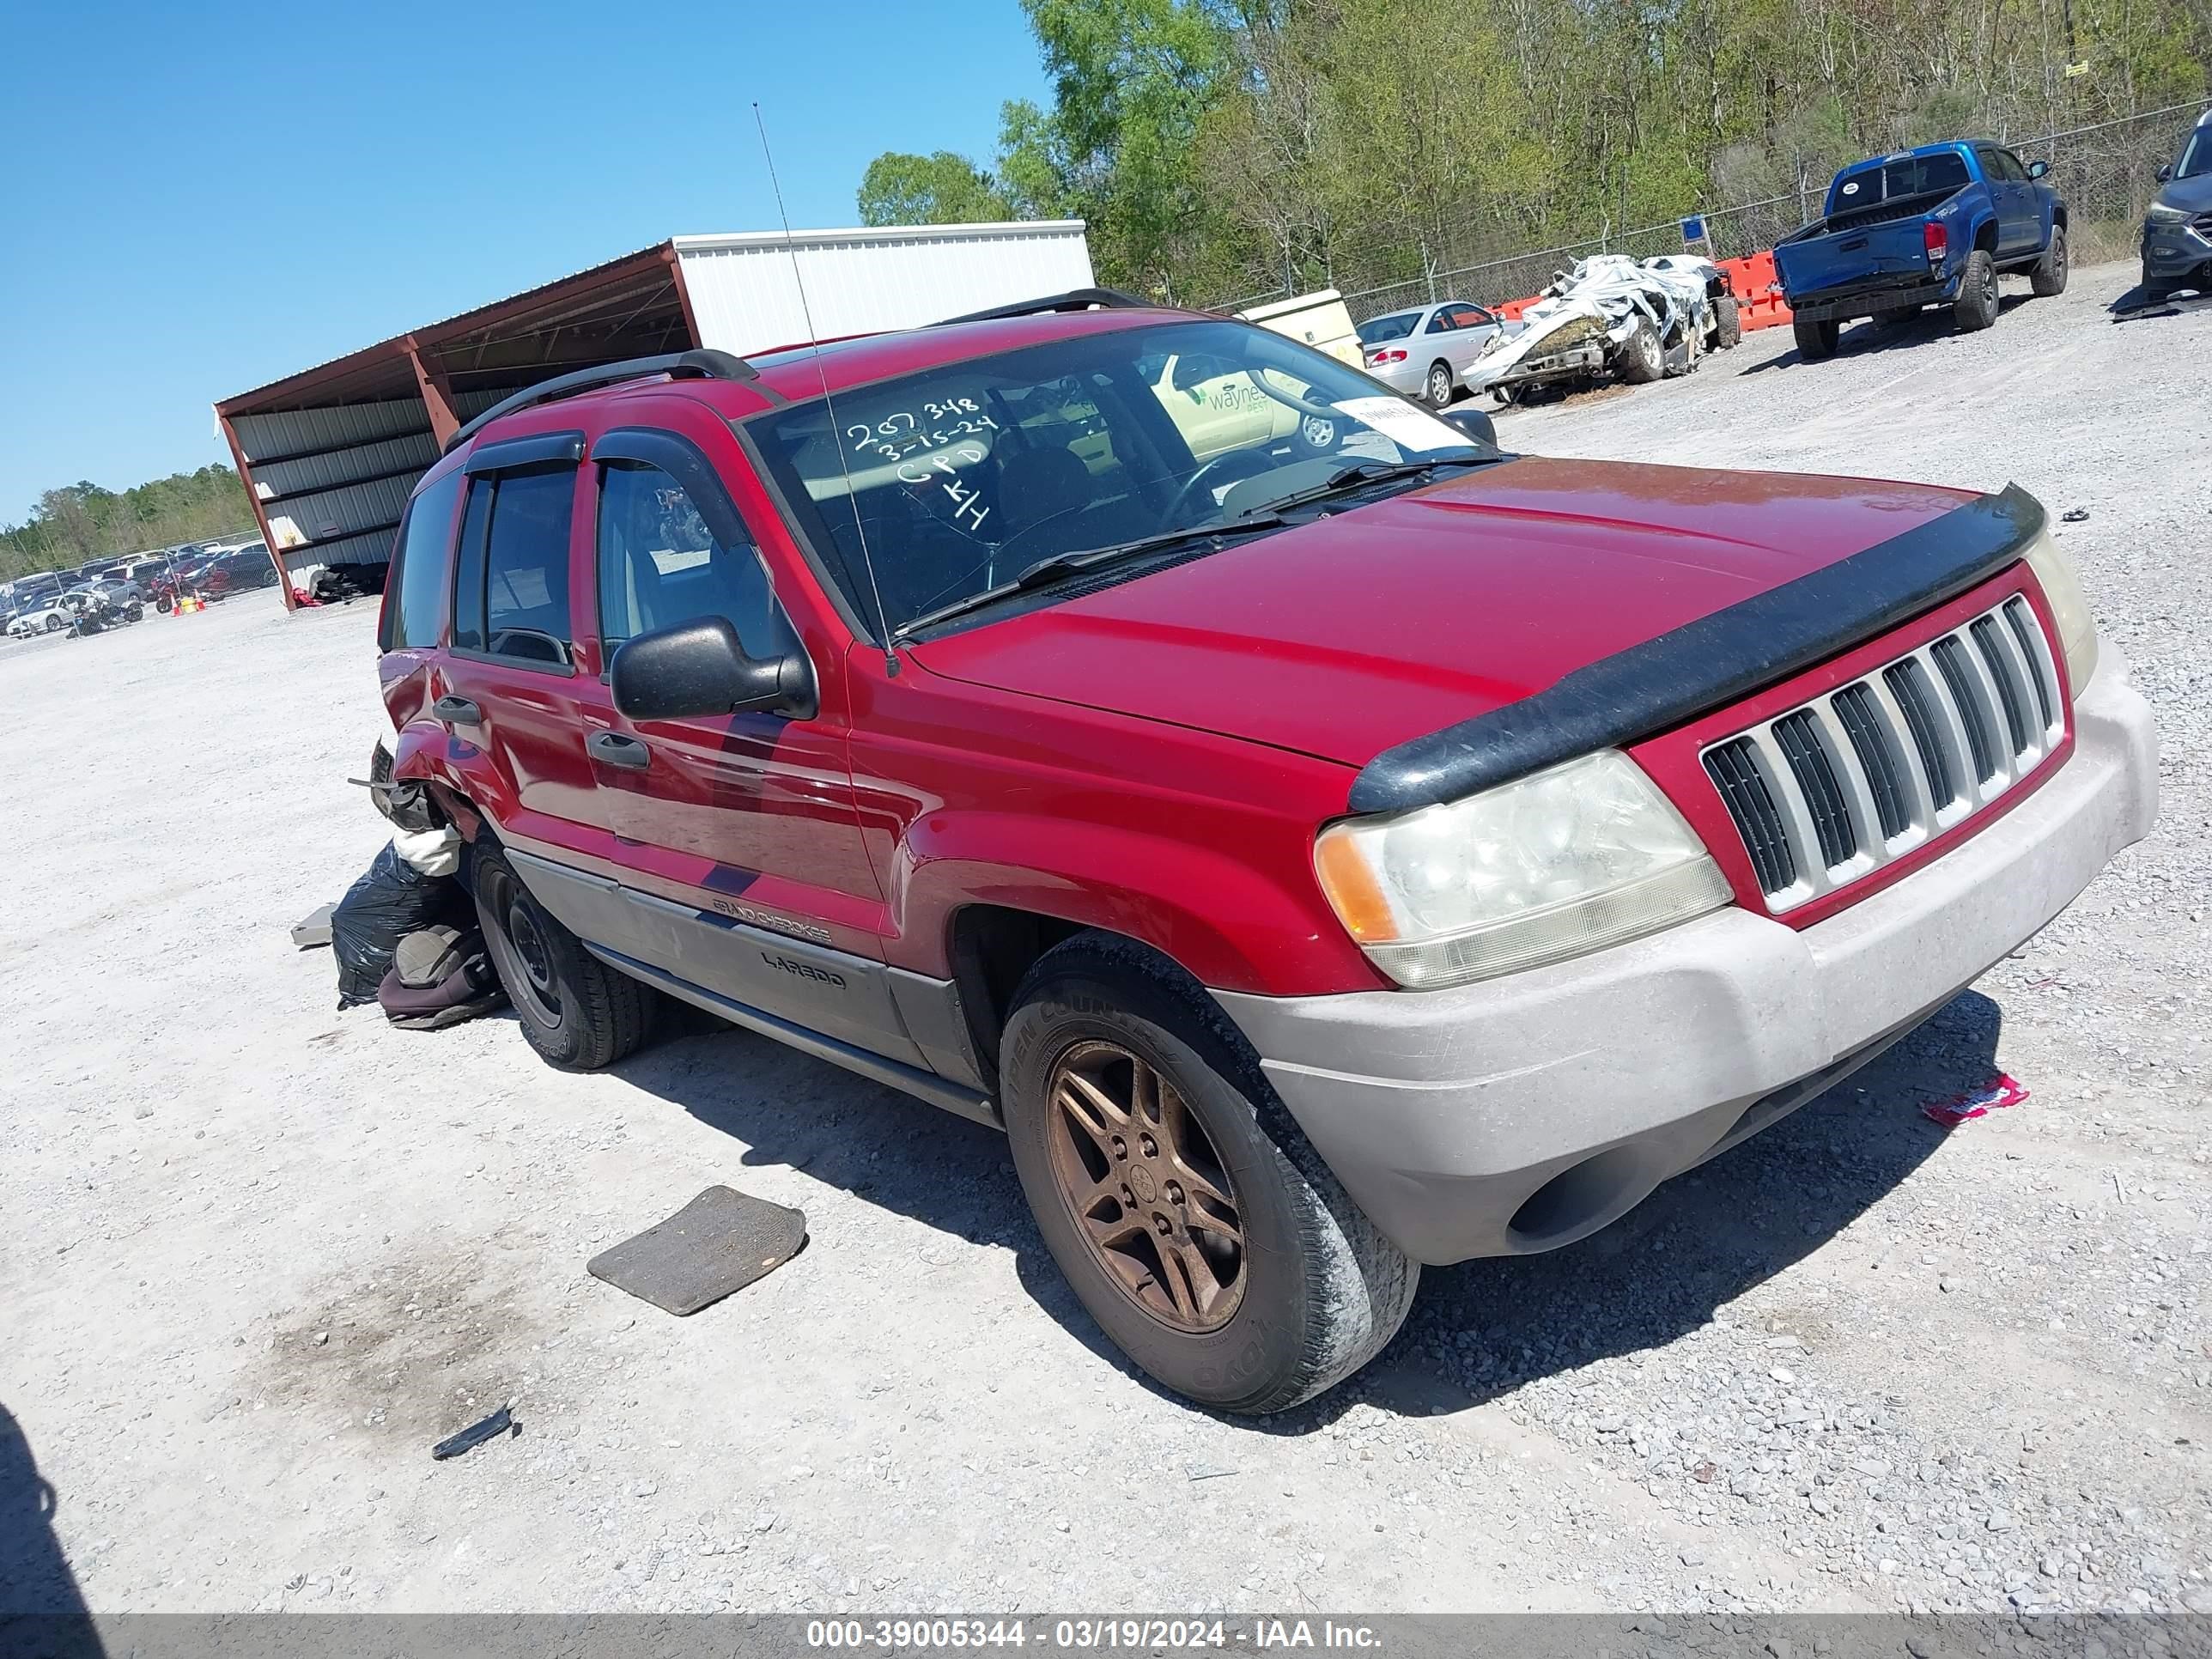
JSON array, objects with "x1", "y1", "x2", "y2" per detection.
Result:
[{"x1": 1507, "y1": 1146, "x2": 1650, "y2": 1248}]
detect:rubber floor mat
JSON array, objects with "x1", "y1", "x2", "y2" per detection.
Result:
[{"x1": 586, "y1": 1186, "x2": 807, "y2": 1316}]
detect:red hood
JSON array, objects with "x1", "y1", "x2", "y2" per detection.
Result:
[{"x1": 906, "y1": 457, "x2": 1975, "y2": 767}]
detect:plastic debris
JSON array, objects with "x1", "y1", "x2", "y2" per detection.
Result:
[
  {"x1": 431, "y1": 1404, "x2": 515, "y2": 1461},
  {"x1": 1922, "y1": 1073, "x2": 2030, "y2": 1127},
  {"x1": 291, "y1": 902, "x2": 336, "y2": 951},
  {"x1": 2061, "y1": 507, "x2": 2091, "y2": 523}
]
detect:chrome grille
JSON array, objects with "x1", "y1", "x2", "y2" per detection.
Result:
[{"x1": 1700, "y1": 595, "x2": 2065, "y2": 912}]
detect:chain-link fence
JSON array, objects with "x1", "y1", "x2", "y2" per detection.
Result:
[{"x1": 1231, "y1": 101, "x2": 2203, "y2": 323}]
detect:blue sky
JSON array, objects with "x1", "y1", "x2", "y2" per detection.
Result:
[{"x1": 0, "y1": 0, "x2": 1045, "y2": 523}]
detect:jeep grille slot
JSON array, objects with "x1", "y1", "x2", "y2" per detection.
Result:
[
  {"x1": 1701, "y1": 595, "x2": 2065, "y2": 914},
  {"x1": 1772, "y1": 710, "x2": 1858, "y2": 868},
  {"x1": 1702, "y1": 739, "x2": 1797, "y2": 895},
  {"x1": 1831, "y1": 684, "x2": 1911, "y2": 841}
]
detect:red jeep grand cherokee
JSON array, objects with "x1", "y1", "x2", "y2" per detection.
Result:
[{"x1": 379, "y1": 290, "x2": 2156, "y2": 1413}]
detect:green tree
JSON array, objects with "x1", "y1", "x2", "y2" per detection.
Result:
[
  {"x1": 2, "y1": 465, "x2": 258, "y2": 581},
  {"x1": 855, "y1": 151, "x2": 1014, "y2": 226},
  {"x1": 1001, "y1": 0, "x2": 1243, "y2": 301}
]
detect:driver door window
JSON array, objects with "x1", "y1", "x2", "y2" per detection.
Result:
[{"x1": 596, "y1": 462, "x2": 777, "y2": 659}]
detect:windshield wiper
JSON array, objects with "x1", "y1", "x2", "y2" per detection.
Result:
[
  {"x1": 892, "y1": 514, "x2": 1289, "y2": 638},
  {"x1": 1240, "y1": 454, "x2": 1487, "y2": 519}
]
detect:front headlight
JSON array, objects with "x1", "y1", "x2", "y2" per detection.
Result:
[
  {"x1": 1314, "y1": 750, "x2": 1733, "y2": 989},
  {"x1": 2145, "y1": 201, "x2": 2190, "y2": 225},
  {"x1": 2022, "y1": 528, "x2": 2099, "y2": 696}
]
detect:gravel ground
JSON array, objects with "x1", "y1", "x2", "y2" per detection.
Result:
[{"x1": 2, "y1": 259, "x2": 2207, "y2": 1620}]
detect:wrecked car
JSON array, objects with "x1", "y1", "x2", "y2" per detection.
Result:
[
  {"x1": 1466, "y1": 254, "x2": 1741, "y2": 404},
  {"x1": 379, "y1": 291, "x2": 2154, "y2": 1416}
]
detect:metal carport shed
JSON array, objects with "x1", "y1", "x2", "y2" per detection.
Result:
[{"x1": 216, "y1": 221, "x2": 1093, "y2": 607}]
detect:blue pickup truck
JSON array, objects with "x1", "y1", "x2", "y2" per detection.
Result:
[{"x1": 1775, "y1": 141, "x2": 2069, "y2": 361}]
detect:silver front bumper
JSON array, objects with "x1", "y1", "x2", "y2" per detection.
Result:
[{"x1": 1214, "y1": 653, "x2": 2159, "y2": 1265}]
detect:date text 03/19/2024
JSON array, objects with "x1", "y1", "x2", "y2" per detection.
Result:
[{"x1": 804, "y1": 1620, "x2": 1384, "y2": 1650}]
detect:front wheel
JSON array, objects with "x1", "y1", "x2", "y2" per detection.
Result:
[
  {"x1": 1423, "y1": 362, "x2": 1454, "y2": 408},
  {"x1": 1615, "y1": 323, "x2": 1663, "y2": 384},
  {"x1": 473, "y1": 842, "x2": 655, "y2": 1070},
  {"x1": 1953, "y1": 248, "x2": 2000, "y2": 331},
  {"x1": 1000, "y1": 936, "x2": 1418, "y2": 1415}
]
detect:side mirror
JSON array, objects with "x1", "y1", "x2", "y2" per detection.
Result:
[
  {"x1": 2026, "y1": 158, "x2": 2049, "y2": 179},
  {"x1": 2156, "y1": 163, "x2": 2173, "y2": 182},
  {"x1": 1440, "y1": 406, "x2": 1499, "y2": 447},
  {"x1": 611, "y1": 616, "x2": 816, "y2": 722}
]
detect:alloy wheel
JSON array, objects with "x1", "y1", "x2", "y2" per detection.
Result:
[{"x1": 1043, "y1": 1039, "x2": 1247, "y2": 1333}]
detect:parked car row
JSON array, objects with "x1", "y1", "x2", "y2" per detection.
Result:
[{"x1": 1, "y1": 536, "x2": 280, "y2": 641}]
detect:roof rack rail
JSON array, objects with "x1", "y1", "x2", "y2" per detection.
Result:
[
  {"x1": 931, "y1": 287, "x2": 1154, "y2": 327},
  {"x1": 443, "y1": 349, "x2": 758, "y2": 453}
]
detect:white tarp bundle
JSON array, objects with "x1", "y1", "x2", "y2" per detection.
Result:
[{"x1": 1464, "y1": 254, "x2": 1722, "y2": 391}]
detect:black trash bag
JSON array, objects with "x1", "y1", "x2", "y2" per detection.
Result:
[{"x1": 331, "y1": 842, "x2": 471, "y2": 1008}]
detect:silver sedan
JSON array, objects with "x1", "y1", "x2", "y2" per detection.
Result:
[{"x1": 1356, "y1": 300, "x2": 1522, "y2": 407}]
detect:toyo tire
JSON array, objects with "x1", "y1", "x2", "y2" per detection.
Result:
[
  {"x1": 1791, "y1": 314, "x2": 1838, "y2": 361},
  {"x1": 2030, "y1": 226, "x2": 2069, "y2": 297},
  {"x1": 999, "y1": 934, "x2": 1418, "y2": 1415},
  {"x1": 1953, "y1": 248, "x2": 2000, "y2": 331},
  {"x1": 473, "y1": 842, "x2": 654, "y2": 1071}
]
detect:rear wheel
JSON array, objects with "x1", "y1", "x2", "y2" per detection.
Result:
[
  {"x1": 1423, "y1": 362, "x2": 1454, "y2": 408},
  {"x1": 1791, "y1": 314, "x2": 1839, "y2": 361},
  {"x1": 1953, "y1": 248, "x2": 2000, "y2": 331},
  {"x1": 1000, "y1": 935, "x2": 1418, "y2": 1415},
  {"x1": 44, "y1": 615, "x2": 64, "y2": 633},
  {"x1": 473, "y1": 842, "x2": 654, "y2": 1070},
  {"x1": 1615, "y1": 323, "x2": 1663, "y2": 384},
  {"x1": 1713, "y1": 294, "x2": 1742, "y2": 349},
  {"x1": 2030, "y1": 226, "x2": 2069, "y2": 297}
]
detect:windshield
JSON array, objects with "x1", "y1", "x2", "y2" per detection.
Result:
[
  {"x1": 2179, "y1": 127, "x2": 2212, "y2": 180},
  {"x1": 1355, "y1": 311, "x2": 1422, "y2": 343},
  {"x1": 749, "y1": 319, "x2": 1486, "y2": 635}
]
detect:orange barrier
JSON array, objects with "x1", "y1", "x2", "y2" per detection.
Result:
[{"x1": 1716, "y1": 250, "x2": 1793, "y2": 331}]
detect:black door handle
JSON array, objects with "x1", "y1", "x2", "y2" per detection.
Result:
[
  {"x1": 433, "y1": 695, "x2": 481, "y2": 726},
  {"x1": 587, "y1": 731, "x2": 652, "y2": 770}
]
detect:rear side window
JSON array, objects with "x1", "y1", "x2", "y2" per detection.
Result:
[
  {"x1": 383, "y1": 469, "x2": 465, "y2": 650},
  {"x1": 452, "y1": 468, "x2": 576, "y2": 667},
  {"x1": 596, "y1": 463, "x2": 777, "y2": 658}
]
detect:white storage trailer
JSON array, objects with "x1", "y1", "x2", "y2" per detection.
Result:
[{"x1": 217, "y1": 221, "x2": 1094, "y2": 606}]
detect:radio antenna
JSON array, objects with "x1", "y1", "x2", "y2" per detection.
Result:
[{"x1": 753, "y1": 101, "x2": 898, "y2": 676}]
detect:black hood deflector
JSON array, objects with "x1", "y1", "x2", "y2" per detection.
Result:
[{"x1": 1346, "y1": 482, "x2": 2046, "y2": 815}]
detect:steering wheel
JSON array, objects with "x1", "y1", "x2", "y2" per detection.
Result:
[{"x1": 1160, "y1": 449, "x2": 1280, "y2": 527}]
